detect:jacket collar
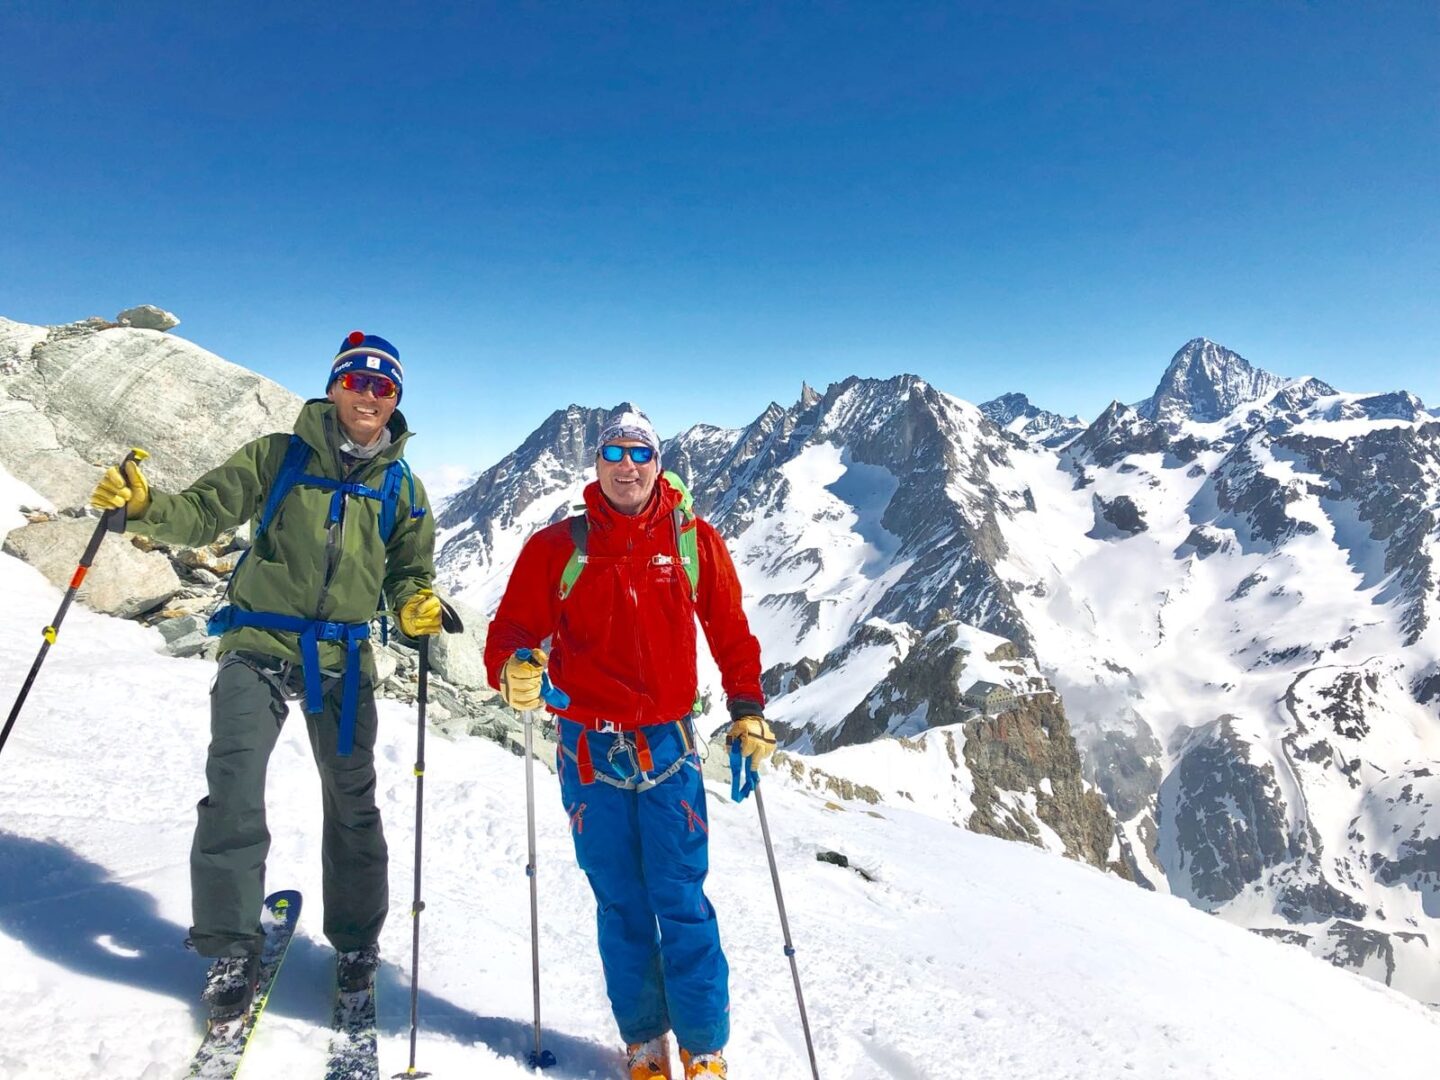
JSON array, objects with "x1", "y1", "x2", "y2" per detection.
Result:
[
  {"x1": 295, "y1": 399, "x2": 412, "y2": 477},
  {"x1": 583, "y1": 473, "x2": 681, "y2": 534}
]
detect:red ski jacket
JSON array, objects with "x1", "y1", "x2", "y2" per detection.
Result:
[{"x1": 484, "y1": 477, "x2": 765, "y2": 730}]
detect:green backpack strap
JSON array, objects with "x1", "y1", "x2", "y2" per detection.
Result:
[
  {"x1": 557, "y1": 472, "x2": 701, "y2": 602},
  {"x1": 663, "y1": 469, "x2": 700, "y2": 601},
  {"x1": 558, "y1": 515, "x2": 587, "y2": 600}
]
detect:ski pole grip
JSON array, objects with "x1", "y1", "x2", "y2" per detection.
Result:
[
  {"x1": 515, "y1": 648, "x2": 571, "y2": 711},
  {"x1": 105, "y1": 448, "x2": 150, "y2": 534}
]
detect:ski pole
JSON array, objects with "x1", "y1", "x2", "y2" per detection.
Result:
[
  {"x1": 394, "y1": 599, "x2": 463, "y2": 1080},
  {"x1": 2, "y1": 448, "x2": 148, "y2": 762},
  {"x1": 514, "y1": 648, "x2": 566, "y2": 1070},
  {"x1": 734, "y1": 746, "x2": 822, "y2": 1079}
]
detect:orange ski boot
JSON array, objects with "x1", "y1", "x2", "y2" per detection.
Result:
[
  {"x1": 627, "y1": 1033, "x2": 675, "y2": 1079},
  {"x1": 680, "y1": 1047, "x2": 727, "y2": 1078}
]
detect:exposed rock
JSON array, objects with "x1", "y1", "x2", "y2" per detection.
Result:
[
  {"x1": 116, "y1": 305, "x2": 180, "y2": 331},
  {"x1": 0, "y1": 315, "x2": 302, "y2": 509},
  {"x1": 1178, "y1": 525, "x2": 1228, "y2": 558},
  {"x1": 4, "y1": 518, "x2": 182, "y2": 618},
  {"x1": 427, "y1": 596, "x2": 489, "y2": 690},
  {"x1": 774, "y1": 752, "x2": 883, "y2": 805},
  {"x1": 1161, "y1": 717, "x2": 1300, "y2": 907},
  {"x1": 1323, "y1": 920, "x2": 1395, "y2": 984},
  {"x1": 963, "y1": 692, "x2": 1120, "y2": 872},
  {"x1": 1136, "y1": 339, "x2": 1288, "y2": 426},
  {"x1": 1090, "y1": 493, "x2": 1147, "y2": 537},
  {"x1": 1086, "y1": 722, "x2": 1162, "y2": 820}
]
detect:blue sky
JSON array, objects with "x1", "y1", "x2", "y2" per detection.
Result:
[{"x1": 3, "y1": 2, "x2": 1436, "y2": 485}]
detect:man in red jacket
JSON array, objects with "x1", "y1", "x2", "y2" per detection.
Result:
[{"x1": 485, "y1": 410, "x2": 774, "y2": 1080}]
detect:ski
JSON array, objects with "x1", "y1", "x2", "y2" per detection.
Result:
[
  {"x1": 187, "y1": 889, "x2": 303, "y2": 1080},
  {"x1": 324, "y1": 983, "x2": 379, "y2": 1080}
]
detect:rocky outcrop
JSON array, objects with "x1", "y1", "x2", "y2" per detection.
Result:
[
  {"x1": 0, "y1": 315, "x2": 302, "y2": 509},
  {"x1": 427, "y1": 596, "x2": 489, "y2": 690},
  {"x1": 1161, "y1": 718, "x2": 1301, "y2": 907},
  {"x1": 963, "y1": 692, "x2": 1121, "y2": 873},
  {"x1": 4, "y1": 517, "x2": 182, "y2": 619},
  {"x1": 1090, "y1": 493, "x2": 1147, "y2": 537},
  {"x1": 116, "y1": 305, "x2": 180, "y2": 331}
]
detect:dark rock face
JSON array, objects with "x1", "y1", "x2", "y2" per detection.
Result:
[
  {"x1": 1211, "y1": 442, "x2": 1322, "y2": 547},
  {"x1": 1280, "y1": 421, "x2": 1440, "y2": 645},
  {"x1": 1136, "y1": 338, "x2": 1288, "y2": 426},
  {"x1": 1277, "y1": 875, "x2": 1367, "y2": 922},
  {"x1": 1179, "y1": 525, "x2": 1228, "y2": 557},
  {"x1": 1324, "y1": 922, "x2": 1396, "y2": 984},
  {"x1": 1090, "y1": 493, "x2": 1147, "y2": 537},
  {"x1": 761, "y1": 656, "x2": 820, "y2": 701},
  {"x1": 1162, "y1": 718, "x2": 1300, "y2": 906},
  {"x1": 1067, "y1": 401, "x2": 1170, "y2": 468},
  {"x1": 963, "y1": 693, "x2": 1121, "y2": 874},
  {"x1": 978, "y1": 392, "x2": 1085, "y2": 448},
  {"x1": 1087, "y1": 723, "x2": 1162, "y2": 820}
]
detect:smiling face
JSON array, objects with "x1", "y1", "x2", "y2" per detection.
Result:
[
  {"x1": 328, "y1": 377, "x2": 398, "y2": 446},
  {"x1": 597, "y1": 439, "x2": 659, "y2": 516}
]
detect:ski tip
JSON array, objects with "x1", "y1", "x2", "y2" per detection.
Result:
[{"x1": 264, "y1": 889, "x2": 302, "y2": 915}]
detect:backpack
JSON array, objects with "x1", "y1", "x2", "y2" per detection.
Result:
[
  {"x1": 557, "y1": 469, "x2": 701, "y2": 601},
  {"x1": 216, "y1": 433, "x2": 426, "y2": 644},
  {"x1": 257, "y1": 433, "x2": 423, "y2": 544}
]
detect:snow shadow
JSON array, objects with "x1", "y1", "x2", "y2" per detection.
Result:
[
  {"x1": 0, "y1": 833, "x2": 615, "y2": 1075},
  {"x1": 0, "y1": 831, "x2": 202, "y2": 1008}
]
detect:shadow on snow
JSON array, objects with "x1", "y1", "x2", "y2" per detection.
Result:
[{"x1": 0, "y1": 831, "x2": 615, "y2": 1077}]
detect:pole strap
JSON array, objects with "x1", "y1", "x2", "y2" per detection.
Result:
[{"x1": 730, "y1": 740, "x2": 759, "y2": 803}]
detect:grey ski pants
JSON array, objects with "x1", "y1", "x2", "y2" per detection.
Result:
[{"x1": 188, "y1": 650, "x2": 388, "y2": 957}]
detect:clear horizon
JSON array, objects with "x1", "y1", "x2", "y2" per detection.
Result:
[{"x1": 4, "y1": 2, "x2": 1435, "y2": 482}]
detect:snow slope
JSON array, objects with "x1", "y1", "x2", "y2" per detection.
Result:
[{"x1": 3, "y1": 511, "x2": 1440, "y2": 1076}]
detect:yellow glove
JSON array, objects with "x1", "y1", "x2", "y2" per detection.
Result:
[
  {"x1": 89, "y1": 457, "x2": 150, "y2": 516},
  {"x1": 500, "y1": 648, "x2": 548, "y2": 711},
  {"x1": 398, "y1": 589, "x2": 443, "y2": 637},
  {"x1": 727, "y1": 715, "x2": 776, "y2": 767}
]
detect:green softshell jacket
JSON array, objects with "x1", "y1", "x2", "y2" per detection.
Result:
[{"x1": 126, "y1": 399, "x2": 435, "y2": 675}]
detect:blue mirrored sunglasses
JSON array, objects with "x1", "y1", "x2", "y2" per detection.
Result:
[{"x1": 600, "y1": 444, "x2": 655, "y2": 464}]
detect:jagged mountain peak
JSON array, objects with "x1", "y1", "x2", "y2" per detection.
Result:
[
  {"x1": 1138, "y1": 339, "x2": 1288, "y2": 426},
  {"x1": 979, "y1": 392, "x2": 1036, "y2": 426},
  {"x1": 980, "y1": 392, "x2": 1086, "y2": 448}
]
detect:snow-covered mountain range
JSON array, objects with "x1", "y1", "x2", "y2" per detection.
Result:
[{"x1": 434, "y1": 337, "x2": 1440, "y2": 1003}]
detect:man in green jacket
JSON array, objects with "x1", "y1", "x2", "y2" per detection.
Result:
[{"x1": 90, "y1": 331, "x2": 438, "y2": 1019}]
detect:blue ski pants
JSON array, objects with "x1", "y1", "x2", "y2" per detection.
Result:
[{"x1": 556, "y1": 718, "x2": 729, "y2": 1054}]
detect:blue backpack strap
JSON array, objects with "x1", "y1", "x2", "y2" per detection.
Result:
[
  {"x1": 257, "y1": 435, "x2": 314, "y2": 539},
  {"x1": 378, "y1": 458, "x2": 426, "y2": 542}
]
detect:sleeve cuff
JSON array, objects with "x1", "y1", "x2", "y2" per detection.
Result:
[{"x1": 727, "y1": 698, "x2": 764, "y2": 722}]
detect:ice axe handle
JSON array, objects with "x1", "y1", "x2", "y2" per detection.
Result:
[{"x1": 515, "y1": 648, "x2": 571, "y2": 711}]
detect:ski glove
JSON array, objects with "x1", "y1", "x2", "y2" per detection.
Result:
[
  {"x1": 500, "y1": 648, "x2": 548, "y2": 711},
  {"x1": 727, "y1": 715, "x2": 776, "y2": 767},
  {"x1": 397, "y1": 589, "x2": 443, "y2": 637},
  {"x1": 89, "y1": 459, "x2": 150, "y2": 517}
]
